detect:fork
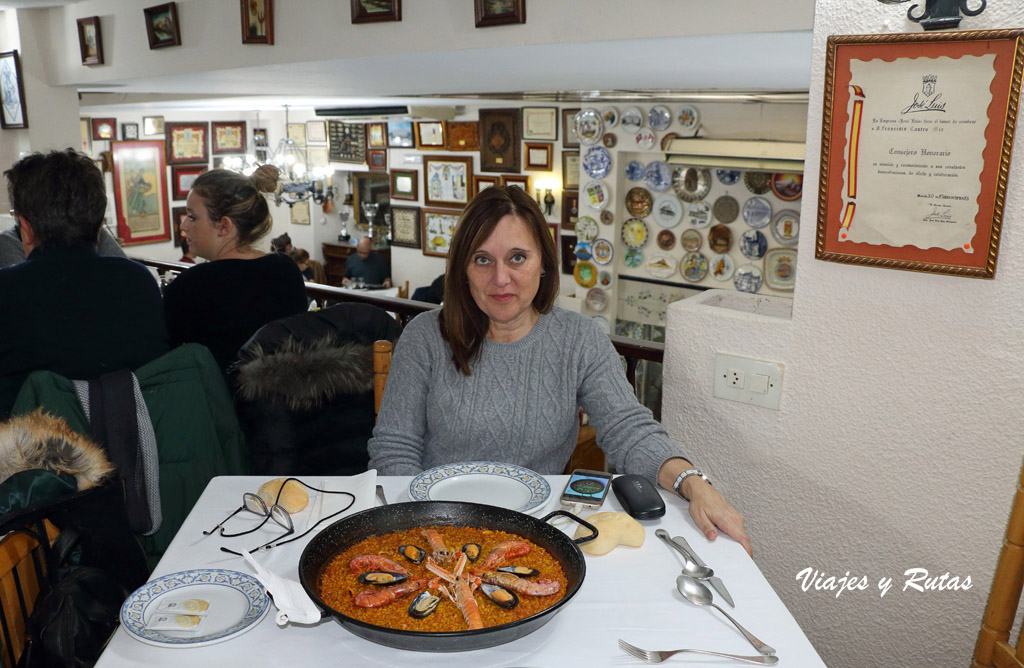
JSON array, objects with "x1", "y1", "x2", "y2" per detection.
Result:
[{"x1": 618, "y1": 639, "x2": 780, "y2": 665}]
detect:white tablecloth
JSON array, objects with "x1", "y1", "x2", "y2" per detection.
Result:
[{"x1": 96, "y1": 475, "x2": 826, "y2": 668}]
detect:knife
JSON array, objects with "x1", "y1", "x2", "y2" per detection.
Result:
[{"x1": 672, "y1": 534, "x2": 735, "y2": 608}]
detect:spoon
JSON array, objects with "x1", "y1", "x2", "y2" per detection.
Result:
[
  {"x1": 676, "y1": 575, "x2": 776, "y2": 656},
  {"x1": 656, "y1": 529, "x2": 714, "y2": 579}
]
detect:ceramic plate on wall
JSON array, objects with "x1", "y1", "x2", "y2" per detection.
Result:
[
  {"x1": 646, "y1": 253, "x2": 677, "y2": 279},
  {"x1": 652, "y1": 194, "x2": 683, "y2": 228},
  {"x1": 575, "y1": 215, "x2": 599, "y2": 242},
  {"x1": 677, "y1": 105, "x2": 700, "y2": 131},
  {"x1": 600, "y1": 210, "x2": 614, "y2": 225},
  {"x1": 634, "y1": 129, "x2": 656, "y2": 150},
  {"x1": 601, "y1": 133, "x2": 617, "y2": 149},
  {"x1": 623, "y1": 247, "x2": 643, "y2": 268},
  {"x1": 681, "y1": 251, "x2": 709, "y2": 283},
  {"x1": 771, "y1": 209, "x2": 800, "y2": 245},
  {"x1": 672, "y1": 166, "x2": 712, "y2": 202},
  {"x1": 598, "y1": 270, "x2": 613, "y2": 287},
  {"x1": 602, "y1": 107, "x2": 620, "y2": 128},
  {"x1": 585, "y1": 286, "x2": 608, "y2": 312},
  {"x1": 687, "y1": 201, "x2": 712, "y2": 229},
  {"x1": 740, "y1": 229, "x2": 768, "y2": 259},
  {"x1": 742, "y1": 196, "x2": 773, "y2": 229},
  {"x1": 621, "y1": 218, "x2": 649, "y2": 249},
  {"x1": 648, "y1": 105, "x2": 672, "y2": 131},
  {"x1": 583, "y1": 146, "x2": 612, "y2": 179},
  {"x1": 621, "y1": 106, "x2": 644, "y2": 132},
  {"x1": 708, "y1": 224, "x2": 732, "y2": 254},
  {"x1": 763, "y1": 248, "x2": 797, "y2": 291},
  {"x1": 574, "y1": 260, "x2": 597, "y2": 288},
  {"x1": 583, "y1": 181, "x2": 608, "y2": 210},
  {"x1": 592, "y1": 238, "x2": 614, "y2": 265},
  {"x1": 708, "y1": 252, "x2": 735, "y2": 281},
  {"x1": 734, "y1": 264, "x2": 763, "y2": 293},
  {"x1": 575, "y1": 108, "x2": 604, "y2": 146},
  {"x1": 573, "y1": 241, "x2": 593, "y2": 261},
  {"x1": 625, "y1": 160, "x2": 645, "y2": 181},
  {"x1": 744, "y1": 171, "x2": 772, "y2": 194},
  {"x1": 681, "y1": 228, "x2": 702, "y2": 251},
  {"x1": 712, "y1": 195, "x2": 739, "y2": 224},
  {"x1": 625, "y1": 187, "x2": 654, "y2": 218},
  {"x1": 643, "y1": 161, "x2": 672, "y2": 193},
  {"x1": 716, "y1": 169, "x2": 740, "y2": 185},
  {"x1": 770, "y1": 173, "x2": 803, "y2": 201},
  {"x1": 656, "y1": 228, "x2": 676, "y2": 250}
]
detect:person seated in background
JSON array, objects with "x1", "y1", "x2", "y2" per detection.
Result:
[
  {"x1": 411, "y1": 273, "x2": 445, "y2": 304},
  {"x1": 288, "y1": 248, "x2": 315, "y2": 280},
  {"x1": 270, "y1": 232, "x2": 292, "y2": 254},
  {"x1": 368, "y1": 186, "x2": 752, "y2": 555},
  {"x1": 178, "y1": 238, "x2": 197, "y2": 264},
  {"x1": 342, "y1": 236, "x2": 391, "y2": 288},
  {"x1": 0, "y1": 149, "x2": 169, "y2": 419},
  {"x1": 0, "y1": 214, "x2": 124, "y2": 268},
  {"x1": 163, "y1": 167, "x2": 308, "y2": 375}
]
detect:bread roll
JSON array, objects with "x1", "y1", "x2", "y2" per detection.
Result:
[
  {"x1": 573, "y1": 511, "x2": 645, "y2": 555},
  {"x1": 257, "y1": 478, "x2": 309, "y2": 513}
]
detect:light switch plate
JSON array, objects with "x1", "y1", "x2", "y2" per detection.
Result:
[{"x1": 713, "y1": 353, "x2": 783, "y2": 410}]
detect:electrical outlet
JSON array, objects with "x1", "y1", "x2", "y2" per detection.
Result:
[
  {"x1": 727, "y1": 369, "x2": 745, "y2": 388},
  {"x1": 713, "y1": 353, "x2": 784, "y2": 410}
]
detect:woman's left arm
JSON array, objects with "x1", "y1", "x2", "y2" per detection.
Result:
[{"x1": 658, "y1": 457, "x2": 752, "y2": 557}]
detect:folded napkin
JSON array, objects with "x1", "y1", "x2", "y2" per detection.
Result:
[{"x1": 242, "y1": 550, "x2": 321, "y2": 626}]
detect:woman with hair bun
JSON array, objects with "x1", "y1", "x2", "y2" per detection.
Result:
[{"x1": 163, "y1": 166, "x2": 308, "y2": 374}]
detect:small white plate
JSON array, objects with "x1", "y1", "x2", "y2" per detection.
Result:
[
  {"x1": 409, "y1": 462, "x2": 551, "y2": 514},
  {"x1": 634, "y1": 129, "x2": 656, "y2": 150},
  {"x1": 621, "y1": 106, "x2": 644, "y2": 132},
  {"x1": 678, "y1": 105, "x2": 701, "y2": 131}
]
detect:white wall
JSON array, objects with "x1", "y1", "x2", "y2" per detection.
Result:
[{"x1": 662, "y1": 4, "x2": 1024, "y2": 668}]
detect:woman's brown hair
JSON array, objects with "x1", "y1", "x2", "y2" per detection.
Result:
[
  {"x1": 439, "y1": 186, "x2": 558, "y2": 375},
  {"x1": 190, "y1": 165, "x2": 280, "y2": 249}
]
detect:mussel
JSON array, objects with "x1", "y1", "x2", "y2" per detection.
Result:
[
  {"x1": 462, "y1": 543, "x2": 482, "y2": 562},
  {"x1": 408, "y1": 591, "x2": 441, "y2": 619},
  {"x1": 398, "y1": 544, "x2": 426, "y2": 564},
  {"x1": 357, "y1": 571, "x2": 409, "y2": 586},
  {"x1": 496, "y1": 565, "x2": 540, "y2": 577},
  {"x1": 480, "y1": 583, "x2": 519, "y2": 609}
]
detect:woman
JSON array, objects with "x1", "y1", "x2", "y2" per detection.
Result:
[
  {"x1": 163, "y1": 167, "x2": 308, "y2": 374},
  {"x1": 368, "y1": 186, "x2": 750, "y2": 554}
]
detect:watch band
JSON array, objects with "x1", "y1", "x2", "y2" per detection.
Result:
[{"x1": 673, "y1": 468, "x2": 711, "y2": 500}]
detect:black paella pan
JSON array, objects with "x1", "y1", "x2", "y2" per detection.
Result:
[{"x1": 298, "y1": 501, "x2": 597, "y2": 652}]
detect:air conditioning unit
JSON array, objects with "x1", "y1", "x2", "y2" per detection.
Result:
[
  {"x1": 315, "y1": 105, "x2": 462, "y2": 121},
  {"x1": 665, "y1": 138, "x2": 805, "y2": 172}
]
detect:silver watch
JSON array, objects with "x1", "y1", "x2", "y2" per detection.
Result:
[{"x1": 673, "y1": 468, "x2": 711, "y2": 500}]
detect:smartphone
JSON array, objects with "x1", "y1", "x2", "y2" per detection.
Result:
[{"x1": 560, "y1": 469, "x2": 613, "y2": 508}]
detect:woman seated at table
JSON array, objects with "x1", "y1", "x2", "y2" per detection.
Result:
[
  {"x1": 368, "y1": 186, "x2": 751, "y2": 554},
  {"x1": 163, "y1": 167, "x2": 309, "y2": 375}
]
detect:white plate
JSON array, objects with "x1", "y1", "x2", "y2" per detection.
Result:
[
  {"x1": 121, "y1": 569, "x2": 270, "y2": 648},
  {"x1": 409, "y1": 462, "x2": 551, "y2": 514},
  {"x1": 621, "y1": 106, "x2": 644, "y2": 132}
]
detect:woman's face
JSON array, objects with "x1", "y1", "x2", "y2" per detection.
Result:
[
  {"x1": 182, "y1": 192, "x2": 221, "y2": 260},
  {"x1": 466, "y1": 214, "x2": 543, "y2": 333}
]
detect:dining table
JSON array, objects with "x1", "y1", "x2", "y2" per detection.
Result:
[{"x1": 95, "y1": 473, "x2": 826, "y2": 667}]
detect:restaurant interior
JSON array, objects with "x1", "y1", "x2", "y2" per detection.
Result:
[{"x1": 2, "y1": 1, "x2": 1024, "y2": 667}]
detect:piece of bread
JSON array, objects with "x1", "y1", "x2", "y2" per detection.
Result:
[
  {"x1": 257, "y1": 478, "x2": 309, "y2": 513},
  {"x1": 574, "y1": 511, "x2": 646, "y2": 555}
]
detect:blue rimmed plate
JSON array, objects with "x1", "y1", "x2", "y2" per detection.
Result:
[
  {"x1": 625, "y1": 160, "x2": 645, "y2": 182},
  {"x1": 643, "y1": 161, "x2": 672, "y2": 193},
  {"x1": 120, "y1": 569, "x2": 270, "y2": 648},
  {"x1": 409, "y1": 462, "x2": 551, "y2": 514},
  {"x1": 583, "y1": 146, "x2": 612, "y2": 179}
]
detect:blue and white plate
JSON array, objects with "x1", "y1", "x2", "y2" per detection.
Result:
[
  {"x1": 121, "y1": 570, "x2": 270, "y2": 648},
  {"x1": 716, "y1": 169, "x2": 741, "y2": 185},
  {"x1": 742, "y1": 196, "x2": 773, "y2": 229},
  {"x1": 410, "y1": 462, "x2": 551, "y2": 514},
  {"x1": 734, "y1": 264, "x2": 763, "y2": 293},
  {"x1": 625, "y1": 160, "x2": 645, "y2": 182},
  {"x1": 648, "y1": 105, "x2": 672, "y2": 131},
  {"x1": 740, "y1": 229, "x2": 768, "y2": 259},
  {"x1": 583, "y1": 146, "x2": 612, "y2": 179},
  {"x1": 643, "y1": 161, "x2": 672, "y2": 193}
]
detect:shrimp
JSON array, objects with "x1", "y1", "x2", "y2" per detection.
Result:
[
  {"x1": 478, "y1": 570, "x2": 562, "y2": 596},
  {"x1": 353, "y1": 578, "x2": 428, "y2": 608},
  {"x1": 349, "y1": 554, "x2": 409, "y2": 576},
  {"x1": 421, "y1": 528, "x2": 455, "y2": 563},
  {"x1": 479, "y1": 540, "x2": 530, "y2": 570},
  {"x1": 425, "y1": 553, "x2": 483, "y2": 630}
]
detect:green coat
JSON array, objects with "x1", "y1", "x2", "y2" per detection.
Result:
[{"x1": 12, "y1": 343, "x2": 248, "y2": 567}]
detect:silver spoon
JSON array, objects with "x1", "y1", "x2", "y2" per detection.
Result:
[
  {"x1": 676, "y1": 575, "x2": 776, "y2": 656},
  {"x1": 656, "y1": 529, "x2": 714, "y2": 579}
]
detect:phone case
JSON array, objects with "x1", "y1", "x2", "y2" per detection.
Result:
[{"x1": 612, "y1": 474, "x2": 666, "y2": 519}]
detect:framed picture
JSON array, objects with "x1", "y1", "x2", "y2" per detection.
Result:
[
  {"x1": 523, "y1": 142, "x2": 553, "y2": 171},
  {"x1": 522, "y1": 107, "x2": 557, "y2": 140},
  {"x1": 165, "y1": 122, "x2": 209, "y2": 164},
  {"x1": 287, "y1": 122, "x2": 306, "y2": 147},
  {"x1": 368, "y1": 148, "x2": 388, "y2": 171},
  {"x1": 415, "y1": 122, "x2": 445, "y2": 149},
  {"x1": 308, "y1": 146, "x2": 329, "y2": 169},
  {"x1": 446, "y1": 121, "x2": 479, "y2": 151},
  {"x1": 77, "y1": 17, "x2": 103, "y2": 65},
  {"x1": 387, "y1": 120, "x2": 414, "y2": 148},
  {"x1": 422, "y1": 208, "x2": 461, "y2": 257},
  {"x1": 352, "y1": 172, "x2": 389, "y2": 228},
  {"x1": 502, "y1": 174, "x2": 529, "y2": 190},
  {"x1": 144, "y1": 3, "x2": 182, "y2": 50},
  {"x1": 211, "y1": 121, "x2": 246, "y2": 154},
  {"x1": 290, "y1": 200, "x2": 311, "y2": 225},
  {"x1": 560, "y1": 233, "x2": 578, "y2": 274},
  {"x1": 474, "y1": 0, "x2": 526, "y2": 27},
  {"x1": 0, "y1": 51, "x2": 28, "y2": 129},
  {"x1": 473, "y1": 175, "x2": 499, "y2": 195},
  {"x1": 478, "y1": 108, "x2": 520, "y2": 173},
  {"x1": 306, "y1": 120, "x2": 327, "y2": 144},
  {"x1": 143, "y1": 115, "x2": 164, "y2": 136},
  {"x1": 171, "y1": 206, "x2": 187, "y2": 247},
  {"x1": 389, "y1": 205, "x2": 421, "y2": 249},
  {"x1": 328, "y1": 120, "x2": 366, "y2": 163},
  {"x1": 816, "y1": 29, "x2": 1023, "y2": 280},
  {"x1": 111, "y1": 140, "x2": 171, "y2": 245},
  {"x1": 561, "y1": 108, "x2": 580, "y2": 148},
  {"x1": 390, "y1": 168, "x2": 418, "y2": 201},
  {"x1": 240, "y1": 0, "x2": 273, "y2": 45},
  {"x1": 253, "y1": 127, "x2": 268, "y2": 147},
  {"x1": 80, "y1": 118, "x2": 92, "y2": 154},
  {"x1": 423, "y1": 155, "x2": 473, "y2": 208},
  {"x1": 121, "y1": 123, "x2": 139, "y2": 141},
  {"x1": 92, "y1": 118, "x2": 115, "y2": 140},
  {"x1": 562, "y1": 151, "x2": 580, "y2": 190},
  {"x1": 366, "y1": 122, "x2": 387, "y2": 149},
  {"x1": 170, "y1": 165, "x2": 205, "y2": 200},
  {"x1": 350, "y1": 0, "x2": 401, "y2": 24},
  {"x1": 561, "y1": 190, "x2": 579, "y2": 228}
]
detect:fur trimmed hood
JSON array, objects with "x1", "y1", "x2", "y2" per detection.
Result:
[
  {"x1": 234, "y1": 336, "x2": 374, "y2": 411},
  {"x1": 0, "y1": 409, "x2": 114, "y2": 489}
]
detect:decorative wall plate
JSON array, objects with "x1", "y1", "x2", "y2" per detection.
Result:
[
  {"x1": 681, "y1": 228, "x2": 702, "y2": 251},
  {"x1": 643, "y1": 161, "x2": 672, "y2": 193},
  {"x1": 734, "y1": 264, "x2": 763, "y2": 293},
  {"x1": 621, "y1": 106, "x2": 644, "y2": 132},
  {"x1": 598, "y1": 270, "x2": 613, "y2": 287},
  {"x1": 621, "y1": 218, "x2": 649, "y2": 249},
  {"x1": 656, "y1": 229, "x2": 676, "y2": 250},
  {"x1": 770, "y1": 173, "x2": 803, "y2": 201},
  {"x1": 623, "y1": 247, "x2": 643, "y2": 268},
  {"x1": 601, "y1": 133, "x2": 617, "y2": 148},
  {"x1": 763, "y1": 248, "x2": 797, "y2": 291},
  {"x1": 575, "y1": 215, "x2": 599, "y2": 242},
  {"x1": 648, "y1": 105, "x2": 672, "y2": 131},
  {"x1": 583, "y1": 180, "x2": 608, "y2": 210},
  {"x1": 592, "y1": 238, "x2": 614, "y2": 265},
  {"x1": 770, "y1": 209, "x2": 800, "y2": 245},
  {"x1": 585, "y1": 286, "x2": 608, "y2": 312},
  {"x1": 743, "y1": 171, "x2": 772, "y2": 194},
  {"x1": 708, "y1": 224, "x2": 732, "y2": 254},
  {"x1": 672, "y1": 166, "x2": 712, "y2": 202},
  {"x1": 601, "y1": 107, "x2": 620, "y2": 128},
  {"x1": 634, "y1": 129, "x2": 656, "y2": 150},
  {"x1": 574, "y1": 260, "x2": 597, "y2": 288},
  {"x1": 712, "y1": 195, "x2": 739, "y2": 224},
  {"x1": 625, "y1": 187, "x2": 654, "y2": 218},
  {"x1": 687, "y1": 201, "x2": 712, "y2": 229},
  {"x1": 625, "y1": 160, "x2": 645, "y2": 181},
  {"x1": 574, "y1": 241, "x2": 593, "y2": 261},
  {"x1": 600, "y1": 210, "x2": 614, "y2": 225},
  {"x1": 681, "y1": 251, "x2": 709, "y2": 282},
  {"x1": 652, "y1": 195, "x2": 683, "y2": 228},
  {"x1": 708, "y1": 252, "x2": 735, "y2": 281},
  {"x1": 677, "y1": 105, "x2": 700, "y2": 131},
  {"x1": 716, "y1": 169, "x2": 740, "y2": 185},
  {"x1": 740, "y1": 229, "x2": 768, "y2": 259},
  {"x1": 574, "y1": 108, "x2": 604, "y2": 146},
  {"x1": 646, "y1": 253, "x2": 677, "y2": 279},
  {"x1": 583, "y1": 146, "x2": 612, "y2": 179},
  {"x1": 741, "y1": 196, "x2": 773, "y2": 229}
]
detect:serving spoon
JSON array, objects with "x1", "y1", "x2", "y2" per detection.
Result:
[
  {"x1": 656, "y1": 529, "x2": 713, "y2": 579},
  {"x1": 676, "y1": 576, "x2": 776, "y2": 656}
]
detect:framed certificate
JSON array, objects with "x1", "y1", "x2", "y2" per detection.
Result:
[
  {"x1": 423, "y1": 155, "x2": 472, "y2": 209},
  {"x1": 390, "y1": 205, "x2": 421, "y2": 249},
  {"x1": 164, "y1": 122, "x2": 209, "y2": 164}
]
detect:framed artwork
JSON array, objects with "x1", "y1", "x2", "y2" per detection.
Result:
[
  {"x1": 143, "y1": 115, "x2": 164, "y2": 136},
  {"x1": 240, "y1": 0, "x2": 273, "y2": 45},
  {"x1": 352, "y1": 172, "x2": 389, "y2": 228},
  {"x1": 144, "y1": 3, "x2": 182, "y2": 50},
  {"x1": 165, "y1": 122, "x2": 209, "y2": 164},
  {"x1": 816, "y1": 29, "x2": 1023, "y2": 280},
  {"x1": 522, "y1": 107, "x2": 557, "y2": 140},
  {"x1": 473, "y1": 175, "x2": 499, "y2": 195},
  {"x1": 92, "y1": 118, "x2": 115, "y2": 140},
  {"x1": 253, "y1": 127, "x2": 268, "y2": 146},
  {"x1": 328, "y1": 120, "x2": 367, "y2": 163},
  {"x1": 561, "y1": 108, "x2": 580, "y2": 148},
  {"x1": 502, "y1": 174, "x2": 529, "y2": 191},
  {"x1": 77, "y1": 17, "x2": 103, "y2": 65},
  {"x1": 446, "y1": 121, "x2": 480, "y2": 151},
  {"x1": 111, "y1": 140, "x2": 171, "y2": 245},
  {"x1": 560, "y1": 233, "x2": 578, "y2": 274},
  {"x1": 561, "y1": 190, "x2": 579, "y2": 228},
  {"x1": 170, "y1": 165, "x2": 205, "y2": 200},
  {"x1": 121, "y1": 123, "x2": 139, "y2": 141},
  {"x1": 368, "y1": 148, "x2": 388, "y2": 171},
  {"x1": 306, "y1": 120, "x2": 327, "y2": 144},
  {"x1": 422, "y1": 208, "x2": 461, "y2": 257},
  {"x1": 290, "y1": 200, "x2": 311, "y2": 225},
  {"x1": 80, "y1": 118, "x2": 92, "y2": 154},
  {"x1": 415, "y1": 122, "x2": 445, "y2": 149},
  {"x1": 523, "y1": 142, "x2": 553, "y2": 171},
  {"x1": 423, "y1": 155, "x2": 473, "y2": 208},
  {"x1": 390, "y1": 169, "x2": 418, "y2": 201},
  {"x1": 387, "y1": 120, "x2": 414, "y2": 148},
  {"x1": 366, "y1": 122, "x2": 387, "y2": 149},
  {"x1": 287, "y1": 122, "x2": 306, "y2": 147},
  {"x1": 211, "y1": 121, "x2": 246, "y2": 154},
  {"x1": 478, "y1": 108, "x2": 520, "y2": 173},
  {"x1": 350, "y1": 0, "x2": 401, "y2": 24},
  {"x1": 389, "y1": 205, "x2": 421, "y2": 249},
  {"x1": 171, "y1": 206, "x2": 187, "y2": 247},
  {"x1": 474, "y1": 0, "x2": 526, "y2": 27},
  {"x1": 0, "y1": 51, "x2": 28, "y2": 129},
  {"x1": 562, "y1": 151, "x2": 580, "y2": 190},
  {"x1": 308, "y1": 146, "x2": 329, "y2": 169}
]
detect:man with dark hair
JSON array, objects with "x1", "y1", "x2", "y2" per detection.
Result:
[{"x1": 0, "y1": 149, "x2": 170, "y2": 418}]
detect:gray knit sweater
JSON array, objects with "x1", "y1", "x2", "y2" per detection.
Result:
[{"x1": 367, "y1": 307, "x2": 686, "y2": 481}]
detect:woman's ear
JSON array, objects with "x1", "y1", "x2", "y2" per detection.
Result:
[{"x1": 215, "y1": 215, "x2": 234, "y2": 238}]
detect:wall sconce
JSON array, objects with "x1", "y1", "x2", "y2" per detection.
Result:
[
  {"x1": 533, "y1": 177, "x2": 560, "y2": 217},
  {"x1": 876, "y1": 0, "x2": 986, "y2": 30}
]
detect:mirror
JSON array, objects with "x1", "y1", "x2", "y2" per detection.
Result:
[{"x1": 352, "y1": 172, "x2": 390, "y2": 232}]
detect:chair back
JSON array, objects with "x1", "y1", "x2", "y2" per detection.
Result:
[
  {"x1": 396, "y1": 280, "x2": 409, "y2": 300},
  {"x1": 373, "y1": 340, "x2": 393, "y2": 420}
]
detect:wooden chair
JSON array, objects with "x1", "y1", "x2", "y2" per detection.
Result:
[
  {"x1": 396, "y1": 280, "x2": 409, "y2": 300},
  {"x1": 973, "y1": 458, "x2": 1024, "y2": 668}
]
